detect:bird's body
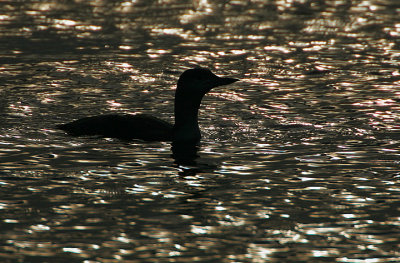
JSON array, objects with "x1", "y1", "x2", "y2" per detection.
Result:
[
  {"x1": 57, "y1": 68, "x2": 238, "y2": 144},
  {"x1": 57, "y1": 114, "x2": 173, "y2": 141}
]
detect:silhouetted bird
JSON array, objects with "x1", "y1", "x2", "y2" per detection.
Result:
[{"x1": 57, "y1": 68, "x2": 238, "y2": 145}]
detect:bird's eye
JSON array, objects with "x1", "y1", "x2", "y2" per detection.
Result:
[{"x1": 196, "y1": 75, "x2": 204, "y2": 80}]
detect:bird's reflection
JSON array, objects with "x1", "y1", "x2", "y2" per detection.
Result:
[
  {"x1": 171, "y1": 142, "x2": 199, "y2": 166},
  {"x1": 171, "y1": 142, "x2": 219, "y2": 176}
]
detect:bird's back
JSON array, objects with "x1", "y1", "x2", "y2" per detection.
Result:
[{"x1": 57, "y1": 114, "x2": 173, "y2": 141}]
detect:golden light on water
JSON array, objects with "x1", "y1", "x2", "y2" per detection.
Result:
[{"x1": 0, "y1": 0, "x2": 400, "y2": 262}]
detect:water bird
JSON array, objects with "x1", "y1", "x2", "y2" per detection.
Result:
[{"x1": 57, "y1": 68, "x2": 238, "y2": 145}]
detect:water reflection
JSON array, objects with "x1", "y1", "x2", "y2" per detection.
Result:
[
  {"x1": 171, "y1": 142, "x2": 199, "y2": 165},
  {"x1": 1, "y1": 0, "x2": 400, "y2": 262}
]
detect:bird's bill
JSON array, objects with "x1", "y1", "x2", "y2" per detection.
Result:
[{"x1": 213, "y1": 77, "x2": 239, "y2": 87}]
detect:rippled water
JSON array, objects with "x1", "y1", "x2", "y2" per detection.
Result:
[{"x1": 1, "y1": 0, "x2": 400, "y2": 262}]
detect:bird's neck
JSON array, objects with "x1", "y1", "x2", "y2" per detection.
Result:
[{"x1": 173, "y1": 94, "x2": 203, "y2": 144}]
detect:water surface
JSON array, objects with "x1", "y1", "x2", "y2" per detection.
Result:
[{"x1": 1, "y1": 0, "x2": 400, "y2": 262}]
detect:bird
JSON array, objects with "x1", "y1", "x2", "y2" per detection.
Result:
[{"x1": 56, "y1": 68, "x2": 238, "y2": 145}]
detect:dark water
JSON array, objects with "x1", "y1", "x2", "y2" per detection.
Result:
[{"x1": 1, "y1": 0, "x2": 400, "y2": 262}]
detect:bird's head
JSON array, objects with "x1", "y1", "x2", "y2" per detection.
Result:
[{"x1": 176, "y1": 68, "x2": 238, "y2": 99}]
